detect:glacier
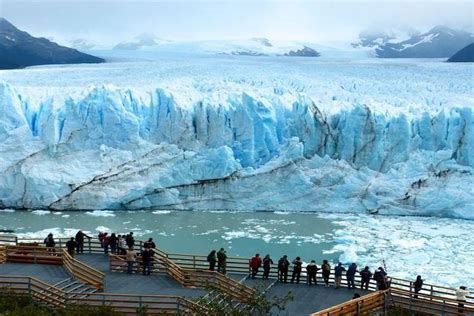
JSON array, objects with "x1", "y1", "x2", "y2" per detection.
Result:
[{"x1": 0, "y1": 58, "x2": 473, "y2": 219}]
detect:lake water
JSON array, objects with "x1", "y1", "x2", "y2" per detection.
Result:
[{"x1": 1, "y1": 209, "x2": 473, "y2": 289}]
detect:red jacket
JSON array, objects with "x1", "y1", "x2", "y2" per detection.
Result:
[{"x1": 250, "y1": 256, "x2": 262, "y2": 269}]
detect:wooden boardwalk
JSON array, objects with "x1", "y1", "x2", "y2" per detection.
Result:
[{"x1": 0, "y1": 253, "x2": 367, "y2": 314}]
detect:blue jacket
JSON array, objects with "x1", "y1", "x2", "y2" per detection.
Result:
[{"x1": 334, "y1": 265, "x2": 346, "y2": 277}]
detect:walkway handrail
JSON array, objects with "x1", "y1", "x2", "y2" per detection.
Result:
[
  {"x1": 0, "y1": 275, "x2": 205, "y2": 314},
  {"x1": 310, "y1": 290, "x2": 388, "y2": 316},
  {"x1": 0, "y1": 245, "x2": 6, "y2": 264},
  {"x1": 61, "y1": 249, "x2": 105, "y2": 291}
]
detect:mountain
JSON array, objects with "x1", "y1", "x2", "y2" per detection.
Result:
[
  {"x1": 284, "y1": 46, "x2": 320, "y2": 57},
  {"x1": 113, "y1": 33, "x2": 170, "y2": 50},
  {"x1": 70, "y1": 38, "x2": 97, "y2": 50},
  {"x1": 374, "y1": 26, "x2": 474, "y2": 58},
  {"x1": 448, "y1": 43, "x2": 474, "y2": 62},
  {"x1": 0, "y1": 18, "x2": 104, "y2": 69}
]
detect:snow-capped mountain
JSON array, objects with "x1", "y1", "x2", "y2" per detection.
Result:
[
  {"x1": 0, "y1": 18, "x2": 104, "y2": 69},
  {"x1": 448, "y1": 43, "x2": 474, "y2": 62},
  {"x1": 113, "y1": 33, "x2": 171, "y2": 50},
  {"x1": 70, "y1": 38, "x2": 97, "y2": 50}
]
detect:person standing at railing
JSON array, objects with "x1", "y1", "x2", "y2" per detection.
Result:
[
  {"x1": 249, "y1": 254, "x2": 262, "y2": 279},
  {"x1": 334, "y1": 263, "x2": 346, "y2": 289},
  {"x1": 143, "y1": 238, "x2": 156, "y2": 249},
  {"x1": 373, "y1": 267, "x2": 388, "y2": 290},
  {"x1": 75, "y1": 230, "x2": 91, "y2": 254},
  {"x1": 346, "y1": 263, "x2": 358, "y2": 289},
  {"x1": 359, "y1": 266, "x2": 373, "y2": 290},
  {"x1": 413, "y1": 275, "x2": 423, "y2": 298},
  {"x1": 207, "y1": 250, "x2": 217, "y2": 271},
  {"x1": 126, "y1": 247, "x2": 136, "y2": 274},
  {"x1": 322, "y1": 260, "x2": 331, "y2": 287},
  {"x1": 108, "y1": 233, "x2": 118, "y2": 254},
  {"x1": 102, "y1": 233, "x2": 110, "y2": 254},
  {"x1": 43, "y1": 233, "x2": 55, "y2": 252},
  {"x1": 278, "y1": 255, "x2": 289, "y2": 283},
  {"x1": 141, "y1": 246, "x2": 154, "y2": 275},
  {"x1": 125, "y1": 232, "x2": 135, "y2": 249},
  {"x1": 456, "y1": 285, "x2": 469, "y2": 314},
  {"x1": 291, "y1": 256, "x2": 303, "y2": 284},
  {"x1": 306, "y1": 260, "x2": 319, "y2": 285},
  {"x1": 262, "y1": 254, "x2": 273, "y2": 280},
  {"x1": 66, "y1": 237, "x2": 77, "y2": 257},
  {"x1": 217, "y1": 248, "x2": 227, "y2": 274}
]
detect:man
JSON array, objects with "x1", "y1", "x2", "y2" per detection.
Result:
[
  {"x1": 334, "y1": 263, "x2": 346, "y2": 289},
  {"x1": 65, "y1": 237, "x2": 77, "y2": 257},
  {"x1": 306, "y1": 260, "x2": 319, "y2": 285},
  {"x1": 217, "y1": 248, "x2": 227, "y2": 274},
  {"x1": 44, "y1": 233, "x2": 55, "y2": 252},
  {"x1": 75, "y1": 230, "x2": 91, "y2": 254},
  {"x1": 126, "y1": 232, "x2": 135, "y2": 249},
  {"x1": 262, "y1": 255, "x2": 273, "y2": 280},
  {"x1": 291, "y1": 257, "x2": 303, "y2": 284},
  {"x1": 207, "y1": 250, "x2": 217, "y2": 271},
  {"x1": 249, "y1": 254, "x2": 262, "y2": 279},
  {"x1": 346, "y1": 263, "x2": 358, "y2": 289},
  {"x1": 321, "y1": 260, "x2": 331, "y2": 287},
  {"x1": 141, "y1": 247, "x2": 154, "y2": 275},
  {"x1": 359, "y1": 266, "x2": 373, "y2": 290},
  {"x1": 143, "y1": 238, "x2": 156, "y2": 249},
  {"x1": 278, "y1": 255, "x2": 289, "y2": 283},
  {"x1": 373, "y1": 267, "x2": 388, "y2": 290},
  {"x1": 413, "y1": 275, "x2": 423, "y2": 298},
  {"x1": 456, "y1": 286, "x2": 469, "y2": 314}
]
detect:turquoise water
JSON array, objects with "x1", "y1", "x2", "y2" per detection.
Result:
[{"x1": 1, "y1": 209, "x2": 473, "y2": 288}]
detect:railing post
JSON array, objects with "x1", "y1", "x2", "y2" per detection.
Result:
[
  {"x1": 409, "y1": 281, "x2": 413, "y2": 298},
  {"x1": 139, "y1": 295, "x2": 143, "y2": 310},
  {"x1": 88, "y1": 238, "x2": 92, "y2": 254},
  {"x1": 102, "y1": 294, "x2": 105, "y2": 306},
  {"x1": 193, "y1": 255, "x2": 196, "y2": 269},
  {"x1": 28, "y1": 278, "x2": 32, "y2": 299},
  {"x1": 430, "y1": 285, "x2": 433, "y2": 301},
  {"x1": 356, "y1": 301, "x2": 361, "y2": 316}
]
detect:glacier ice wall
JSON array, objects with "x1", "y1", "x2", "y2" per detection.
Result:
[{"x1": 0, "y1": 82, "x2": 473, "y2": 219}]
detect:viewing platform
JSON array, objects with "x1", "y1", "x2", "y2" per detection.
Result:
[{"x1": 1, "y1": 234, "x2": 473, "y2": 315}]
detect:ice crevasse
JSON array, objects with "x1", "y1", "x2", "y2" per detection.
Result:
[{"x1": 0, "y1": 82, "x2": 473, "y2": 219}]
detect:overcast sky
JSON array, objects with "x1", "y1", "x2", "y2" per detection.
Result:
[{"x1": 1, "y1": 0, "x2": 473, "y2": 44}]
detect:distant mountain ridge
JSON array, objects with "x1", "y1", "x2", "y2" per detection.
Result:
[
  {"x1": 448, "y1": 43, "x2": 474, "y2": 62},
  {"x1": 0, "y1": 18, "x2": 104, "y2": 69},
  {"x1": 353, "y1": 26, "x2": 474, "y2": 58}
]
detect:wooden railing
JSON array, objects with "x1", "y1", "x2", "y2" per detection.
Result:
[
  {"x1": 0, "y1": 245, "x2": 6, "y2": 264},
  {"x1": 0, "y1": 276, "x2": 66, "y2": 309},
  {"x1": 62, "y1": 249, "x2": 105, "y2": 291},
  {"x1": 311, "y1": 290, "x2": 389, "y2": 316},
  {"x1": 5, "y1": 245, "x2": 63, "y2": 265},
  {"x1": 0, "y1": 275, "x2": 204, "y2": 314},
  {"x1": 109, "y1": 252, "x2": 255, "y2": 303}
]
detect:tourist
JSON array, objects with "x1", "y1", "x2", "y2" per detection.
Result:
[
  {"x1": 217, "y1": 248, "x2": 227, "y2": 274},
  {"x1": 291, "y1": 256, "x2": 303, "y2": 284},
  {"x1": 322, "y1": 260, "x2": 331, "y2": 287},
  {"x1": 44, "y1": 233, "x2": 55, "y2": 252},
  {"x1": 102, "y1": 232, "x2": 109, "y2": 254},
  {"x1": 75, "y1": 230, "x2": 91, "y2": 254},
  {"x1": 98, "y1": 232, "x2": 105, "y2": 247},
  {"x1": 141, "y1": 247, "x2": 154, "y2": 275},
  {"x1": 262, "y1": 254, "x2": 273, "y2": 280},
  {"x1": 373, "y1": 267, "x2": 388, "y2": 290},
  {"x1": 126, "y1": 232, "x2": 135, "y2": 249},
  {"x1": 126, "y1": 247, "x2": 136, "y2": 274},
  {"x1": 346, "y1": 263, "x2": 358, "y2": 289},
  {"x1": 334, "y1": 263, "x2": 346, "y2": 289},
  {"x1": 413, "y1": 275, "x2": 423, "y2": 298},
  {"x1": 456, "y1": 286, "x2": 469, "y2": 313},
  {"x1": 278, "y1": 255, "x2": 289, "y2": 283},
  {"x1": 249, "y1": 253, "x2": 262, "y2": 279},
  {"x1": 65, "y1": 237, "x2": 77, "y2": 257},
  {"x1": 359, "y1": 266, "x2": 373, "y2": 290},
  {"x1": 108, "y1": 233, "x2": 118, "y2": 254},
  {"x1": 143, "y1": 238, "x2": 156, "y2": 249},
  {"x1": 306, "y1": 260, "x2": 319, "y2": 285},
  {"x1": 207, "y1": 250, "x2": 217, "y2": 271}
]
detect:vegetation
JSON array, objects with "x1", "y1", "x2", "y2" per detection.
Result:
[
  {"x1": 195, "y1": 283, "x2": 294, "y2": 315},
  {"x1": 0, "y1": 290, "x2": 123, "y2": 316}
]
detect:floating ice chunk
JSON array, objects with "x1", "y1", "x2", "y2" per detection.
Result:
[{"x1": 86, "y1": 210, "x2": 116, "y2": 217}]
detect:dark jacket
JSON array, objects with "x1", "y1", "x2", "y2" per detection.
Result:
[
  {"x1": 414, "y1": 278, "x2": 423, "y2": 292},
  {"x1": 360, "y1": 269, "x2": 373, "y2": 282},
  {"x1": 334, "y1": 265, "x2": 346, "y2": 277},
  {"x1": 306, "y1": 263, "x2": 319, "y2": 276},
  {"x1": 263, "y1": 257, "x2": 273, "y2": 270},
  {"x1": 141, "y1": 249, "x2": 154, "y2": 263},
  {"x1": 278, "y1": 258, "x2": 289, "y2": 271},
  {"x1": 66, "y1": 240, "x2": 77, "y2": 252},
  {"x1": 217, "y1": 250, "x2": 227, "y2": 263},
  {"x1": 292, "y1": 259, "x2": 303, "y2": 272},
  {"x1": 322, "y1": 263, "x2": 331, "y2": 275},
  {"x1": 346, "y1": 264, "x2": 357, "y2": 278}
]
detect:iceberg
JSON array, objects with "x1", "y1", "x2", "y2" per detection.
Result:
[{"x1": 0, "y1": 59, "x2": 473, "y2": 219}]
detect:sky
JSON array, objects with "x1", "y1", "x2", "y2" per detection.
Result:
[{"x1": 1, "y1": 0, "x2": 473, "y2": 45}]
